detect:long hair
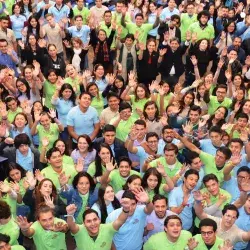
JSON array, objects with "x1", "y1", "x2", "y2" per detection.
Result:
[
  {"x1": 206, "y1": 106, "x2": 228, "y2": 129},
  {"x1": 134, "y1": 83, "x2": 150, "y2": 102},
  {"x1": 59, "y1": 83, "x2": 76, "y2": 105},
  {"x1": 53, "y1": 139, "x2": 70, "y2": 156},
  {"x1": 16, "y1": 78, "x2": 31, "y2": 100},
  {"x1": 96, "y1": 185, "x2": 121, "y2": 223},
  {"x1": 26, "y1": 15, "x2": 40, "y2": 39},
  {"x1": 142, "y1": 168, "x2": 162, "y2": 195},
  {"x1": 178, "y1": 91, "x2": 195, "y2": 114},
  {"x1": 7, "y1": 162, "x2": 26, "y2": 182},
  {"x1": 122, "y1": 175, "x2": 142, "y2": 190},
  {"x1": 143, "y1": 100, "x2": 160, "y2": 122}
]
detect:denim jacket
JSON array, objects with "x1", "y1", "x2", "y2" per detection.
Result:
[{"x1": 60, "y1": 186, "x2": 98, "y2": 219}]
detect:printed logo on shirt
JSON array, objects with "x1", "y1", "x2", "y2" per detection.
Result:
[
  {"x1": 51, "y1": 234, "x2": 58, "y2": 239},
  {"x1": 100, "y1": 242, "x2": 107, "y2": 248},
  {"x1": 133, "y1": 219, "x2": 139, "y2": 224}
]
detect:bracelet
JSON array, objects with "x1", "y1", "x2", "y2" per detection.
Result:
[
  {"x1": 21, "y1": 228, "x2": 30, "y2": 232},
  {"x1": 64, "y1": 214, "x2": 75, "y2": 222},
  {"x1": 122, "y1": 209, "x2": 129, "y2": 213}
]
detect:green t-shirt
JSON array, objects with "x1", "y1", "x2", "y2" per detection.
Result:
[
  {"x1": 199, "y1": 151, "x2": 225, "y2": 185},
  {"x1": 73, "y1": 223, "x2": 117, "y2": 250},
  {"x1": 207, "y1": 96, "x2": 232, "y2": 115},
  {"x1": 87, "y1": 162, "x2": 106, "y2": 188},
  {"x1": 37, "y1": 123, "x2": 60, "y2": 152},
  {"x1": 72, "y1": 6, "x2": 90, "y2": 25},
  {"x1": 64, "y1": 77, "x2": 81, "y2": 96},
  {"x1": 91, "y1": 95, "x2": 104, "y2": 116},
  {"x1": 99, "y1": 22, "x2": 116, "y2": 49},
  {"x1": 0, "y1": 217, "x2": 19, "y2": 245},
  {"x1": 147, "y1": 184, "x2": 168, "y2": 201},
  {"x1": 41, "y1": 164, "x2": 77, "y2": 190},
  {"x1": 144, "y1": 230, "x2": 192, "y2": 250},
  {"x1": 130, "y1": 95, "x2": 150, "y2": 120},
  {"x1": 112, "y1": 12, "x2": 131, "y2": 39},
  {"x1": 149, "y1": 157, "x2": 182, "y2": 181},
  {"x1": 7, "y1": 107, "x2": 22, "y2": 123},
  {"x1": 1, "y1": 194, "x2": 17, "y2": 218},
  {"x1": 30, "y1": 218, "x2": 67, "y2": 250},
  {"x1": 109, "y1": 169, "x2": 140, "y2": 193},
  {"x1": 156, "y1": 93, "x2": 174, "y2": 111},
  {"x1": 63, "y1": 155, "x2": 74, "y2": 166},
  {"x1": 43, "y1": 80, "x2": 56, "y2": 109},
  {"x1": 193, "y1": 234, "x2": 224, "y2": 250},
  {"x1": 188, "y1": 21, "x2": 215, "y2": 41},
  {"x1": 76, "y1": 192, "x2": 89, "y2": 224},
  {"x1": 11, "y1": 246, "x2": 26, "y2": 250},
  {"x1": 180, "y1": 13, "x2": 197, "y2": 42}
]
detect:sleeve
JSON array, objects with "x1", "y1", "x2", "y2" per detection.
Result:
[
  {"x1": 149, "y1": 159, "x2": 158, "y2": 168},
  {"x1": 144, "y1": 238, "x2": 154, "y2": 250},
  {"x1": 91, "y1": 203, "x2": 101, "y2": 218},
  {"x1": 87, "y1": 163, "x2": 96, "y2": 177},
  {"x1": 168, "y1": 190, "x2": 179, "y2": 207},
  {"x1": 199, "y1": 151, "x2": 214, "y2": 167},
  {"x1": 66, "y1": 109, "x2": 74, "y2": 126},
  {"x1": 92, "y1": 108, "x2": 99, "y2": 124}
]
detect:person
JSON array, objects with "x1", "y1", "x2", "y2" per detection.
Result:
[
  {"x1": 65, "y1": 194, "x2": 134, "y2": 250},
  {"x1": 67, "y1": 92, "x2": 100, "y2": 146},
  {"x1": 48, "y1": 0, "x2": 70, "y2": 24},
  {"x1": 106, "y1": 189, "x2": 154, "y2": 250},
  {"x1": 160, "y1": 0, "x2": 180, "y2": 22},
  {"x1": 144, "y1": 194, "x2": 176, "y2": 242},
  {"x1": 89, "y1": 0, "x2": 108, "y2": 27},
  {"x1": 16, "y1": 204, "x2": 68, "y2": 250},
  {"x1": 144, "y1": 215, "x2": 192, "y2": 250},
  {"x1": 0, "y1": 233, "x2": 25, "y2": 250}
]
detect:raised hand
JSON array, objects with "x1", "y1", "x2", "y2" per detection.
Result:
[
  {"x1": 4, "y1": 137, "x2": 14, "y2": 145},
  {"x1": 190, "y1": 55, "x2": 198, "y2": 66},
  {"x1": 128, "y1": 71, "x2": 136, "y2": 81},
  {"x1": 120, "y1": 197, "x2": 133, "y2": 212},
  {"x1": 179, "y1": 163, "x2": 189, "y2": 176},
  {"x1": 23, "y1": 105, "x2": 32, "y2": 115},
  {"x1": 16, "y1": 216, "x2": 33, "y2": 231},
  {"x1": 48, "y1": 109, "x2": 56, "y2": 119},
  {"x1": 42, "y1": 137, "x2": 49, "y2": 148},
  {"x1": 10, "y1": 181, "x2": 20, "y2": 193},
  {"x1": 105, "y1": 157, "x2": 116, "y2": 172},
  {"x1": 38, "y1": 39, "x2": 46, "y2": 48},
  {"x1": 0, "y1": 182, "x2": 11, "y2": 193},
  {"x1": 218, "y1": 240, "x2": 233, "y2": 250},
  {"x1": 230, "y1": 153, "x2": 242, "y2": 166},
  {"x1": 132, "y1": 187, "x2": 150, "y2": 204},
  {"x1": 35, "y1": 169, "x2": 45, "y2": 182},
  {"x1": 34, "y1": 112, "x2": 41, "y2": 122},
  {"x1": 44, "y1": 195, "x2": 55, "y2": 209},
  {"x1": 182, "y1": 121, "x2": 193, "y2": 134},
  {"x1": 51, "y1": 222, "x2": 65, "y2": 232},
  {"x1": 75, "y1": 158, "x2": 84, "y2": 172},
  {"x1": 138, "y1": 43, "x2": 145, "y2": 51},
  {"x1": 240, "y1": 129, "x2": 249, "y2": 142},
  {"x1": 193, "y1": 190, "x2": 204, "y2": 202},
  {"x1": 26, "y1": 173, "x2": 37, "y2": 190},
  {"x1": 66, "y1": 204, "x2": 77, "y2": 215},
  {"x1": 18, "y1": 40, "x2": 25, "y2": 49},
  {"x1": 187, "y1": 238, "x2": 199, "y2": 250},
  {"x1": 146, "y1": 223, "x2": 154, "y2": 231},
  {"x1": 198, "y1": 118, "x2": 207, "y2": 129},
  {"x1": 59, "y1": 171, "x2": 70, "y2": 187},
  {"x1": 156, "y1": 161, "x2": 167, "y2": 176},
  {"x1": 129, "y1": 125, "x2": 139, "y2": 141},
  {"x1": 159, "y1": 48, "x2": 167, "y2": 57},
  {"x1": 225, "y1": 70, "x2": 232, "y2": 81}
]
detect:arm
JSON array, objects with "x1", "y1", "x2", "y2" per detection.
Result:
[
  {"x1": 16, "y1": 216, "x2": 35, "y2": 238},
  {"x1": 120, "y1": 85, "x2": 132, "y2": 101},
  {"x1": 67, "y1": 126, "x2": 79, "y2": 141},
  {"x1": 30, "y1": 120, "x2": 39, "y2": 135},
  {"x1": 175, "y1": 133, "x2": 201, "y2": 155},
  {"x1": 89, "y1": 123, "x2": 100, "y2": 141},
  {"x1": 194, "y1": 200, "x2": 208, "y2": 220},
  {"x1": 112, "y1": 200, "x2": 130, "y2": 231},
  {"x1": 66, "y1": 204, "x2": 79, "y2": 234},
  {"x1": 245, "y1": 142, "x2": 250, "y2": 161}
]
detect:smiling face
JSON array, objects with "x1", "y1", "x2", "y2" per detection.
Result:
[
  {"x1": 14, "y1": 114, "x2": 27, "y2": 128},
  {"x1": 222, "y1": 210, "x2": 238, "y2": 229},
  {"x1": 214, "y1": 107, "x2": 226, "y2": 120},
  {"x1": 40, "y1": 114, "x2": 51, "y2": 130},
  {"x1": 66, "y1": 65, "x2": 76, "y2": 78},
  {"x1": 165, "y1": 219, "x2": 182, "y2": 240},
  {"x1": 77, "y1": 176, "x2": 90, "y2": 195},
  {"x1": 48, "y1": 151, "x2": 63, "y2": 168},
  {"x1": 38, "y1": 211, "x2": 55, "y2": 230},
  {"x1": 55, "y1": 141, "x2": 65, "y2": 155},
  {"x1": 200, "y1": 226, "x2": 216, "y2": 245},
  {"x1": 119, "y1": 160, "x2": 131, "y2": 177},
  {"x1": 84, "y1": 212, "x2": 101, "y2": 236},
  {"x1": 99, "y1": 147, "x2": 111, "y2": 164},
  {"x1": 204, "y1": 179, "x2": 219, "y2": 196},
  {"x1": 136, "y1": 86, "x2": 146, "y2": 99},
  {"x1": 184, "y1": 174, "x2": 198, "y2": 191},
  {"x1": 88, "y1": 85, "x2": 98, "y2": 97},
  {"x1": 9, "y1": 169, "x2": 21, "y2": 182},
  {"x1": 128, "y1": 178, "x2": 141, "y2": 191},
  {"x1": 104, "y1": 185, "x2": 115, "y2": 202},
  {"x1": 154, "y1": 199, "x2": 167, "y2": 218},
  {"x1": 147, "y1": 41, "x2": 156, "y2": 53}
]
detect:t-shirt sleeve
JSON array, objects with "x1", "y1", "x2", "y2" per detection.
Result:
[
  {"x1": 199, "y1": 151, "x2": 214, "y2": 166},
  {"x1": 67, "y1": 109, "x2": 74, "y2": 126},
  {"x1": 87, "y1": 163, "x2": 96, "y2": 177},
  {"x1": 168, "y1": 190, "x2": 179, "y2": 207},
  {"x1": 93, "y1": 109, "x2": 99, "y2": 124}
]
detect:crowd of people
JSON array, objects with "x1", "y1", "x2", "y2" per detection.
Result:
[{"x1": 0, "y1": 0, "x2": 250, "y2": 249}]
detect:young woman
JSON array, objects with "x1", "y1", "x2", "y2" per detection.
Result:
[
  {"x1": 145, "y1": 3, "x2": 158, "y2": 39},
  {"x1": 142, "y1": 168, "x2": 174, "y2": 201},
  {"x1": 121, "y1": 82, "x2": 151, "y2": 119},
  {"x1": 206, "y1": 106, "x2": 228, "y2": 130},
  {"x1": 229, "y1": 98, "x2": 250, "y2": 123},
  {"x1": 23, "y1": 178, "x2": 66, "y2": 221},
  {"x1": 4, "y1": 96, "x2": 22, "y2": 123},
  {"x1": 21, "y1": 15, "x2": 41, "y2": 42},
  {"x1": 16, "y1": 78, "x2": 40, "y2": 105},
  {"x1": 71, "y1": 135, "x2": 96, "y2": 172},
  {"x1": 92, "y1": 64, "x2": 108, "y2": 92},
  {"x1": 30, "y1": 111, "x2": 64, "y2": 152},
  {"x1": 91, "y1": 185, "x2": 121, "y2": 223},
  {"x1": 115, "y1": 174, "x2": 142, "y2": 202},
  {"x1": 51, "y1": 83, "x2": 76, "y2": 140},
  {"x1": 60, "y1": 172, "x2": 98, "y2": 224},
  {"x1": 87, "y1": 143, "x2": 115, "y2": 187},
  {"x1": 193, "y1": 81, "x2": 208, "y2": 115},
  {"x1": 19, "y1": 0, "x2": 32, "y2": 19}
]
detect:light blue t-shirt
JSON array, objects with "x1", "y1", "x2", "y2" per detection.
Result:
[
  {"x1": 222, "y1": 177, "x2": 241, "y2": 203},
  {"x1": 48, "y1": 4, "x2": 70, "y2": 23},
  {"x1": 67, "y1": 25, "x2": 90, "y2": 44},
  {"x1": 10, "y1": 125, "x2": 32, "y2": 141},
  {"x1": 67, "y1": 105, "x2": 99, "y2": 142},
  {"x1": 10, "y1": 15, "x2": 26, "y2": 39},
  {"x1": 91, "y1": 202, "x2": 115, "y2": 219},
  {"x1": 231, "y1": 154, "x2": 250, "y2": 177},
  {"x1": 106, "y1": 206, "x2": 146, "y2": 250},
  {"x1": 168, "y1": 185, "x2": 194, "y2": 230},
  {"x1": 200, "y1": 139, "x2": 224, "y2": 156},
  {"x1": 160, "y1": 7, "x2": 180, "y2": 22},
  {"x1": 158, "y1": 138, "x2": 180, "y2": 155},
  {"x1": 148, "y1": 13, "x2": 158, "y2": 37}
]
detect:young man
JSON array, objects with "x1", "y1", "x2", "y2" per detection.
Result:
[
  {"x1": 144, "y1": 194, "x2": 176, "y2": 242},
  {"x1": 144, "y1": 215, "x2": 192, "y2": 250},
  {"x1": 16, "y1": 205, "x2": 68, "y2": 250},
  {"x1": 89, "y1": 0, "x2": 108, "y2": 27},
  {"x1": 168, "y1": 169, "x2": 199, "y2": 230},
  {"x1": 187, "y1": 218, "x2": 231, "y2": 250},
  {"x1": 160, "y1": 0, "x2": 180, "y2": 22},
  {"x1": 0, "y1": 234, "x2": 25, "y2": 250},
  {"x1": 67, "y1": 92, "x2": 100, "y2": 144},
  {"x1": 106, "y1": 190, "x2": 153, "y2": 250},
  {"x1": 48, "y1": 0, "x2": 70, "y2": 24},
  {"x1": 66, "y1": 191, "x2": 136, "y2": 249},
  {"x1": 101, "y1": 156, "x2": 140, "y2": 193},
  {"x1": 93, "y1": 124, "x2": 128, "y2": 162},
  {"x1": 72, "y1": 0, "x2": 90, "y2": 25}
]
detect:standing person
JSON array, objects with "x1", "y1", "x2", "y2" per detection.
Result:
[
  {"x1": 89, "y1": 0, "x2": 108, "y2": 27},
  {"x1": 16, "y1": 204, "x2": 68, "y2": 250},
  {"x1": 65, "y1": 196, "x2": 133, "y2": 250},
  {"x1": 67, "y1": 92, "x2": 100, "y2": 145},
  {"x1": 48, "y1": 0, "x2": 70, "y2": 24},
  {"x1": 72, "y1": 0, "x2": 90, "y2": 24}
]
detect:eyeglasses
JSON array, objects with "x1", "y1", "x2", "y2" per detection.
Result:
[{"x1": 201, "y1": 231, "x2": 214, "y2": 236}]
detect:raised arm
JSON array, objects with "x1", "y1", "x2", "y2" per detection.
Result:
[{"x1": 66, "y1": 204, "x2": 79, "y2": 234}]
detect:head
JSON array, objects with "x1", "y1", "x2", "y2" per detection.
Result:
[
  {"x1": 236, "y1": 166, "x2": 250, "y2": 187},
  {"x1": 135, "y1": 13, "x2": 144, "y2": 26},
  {"x1": 242, "y1": 100, "x2": 250, "y2": 115},
  {"x1": 183, "y1": 169, "x2": 199, "y2": 191},
  {"x1": 119, "y1": 102, "x2": 132, "y2": 121},
  {"x1": 32, "y1": 101, "x2": 43, "y2": 114},
  {"x1": 116, "y1": 0, "x2": 125, "y2": 13},
  {"x1": 47, "y1": 69, "x2": 58, "y2": 83},
  {"x1": 221, "y1": 204, "x2": 239, "y2": 228},
  {"x1": 234, "y1": 87, "x2": 245, "y2": 102},
  {"x1": 104, "y1": 10, "x2": 112, "y2": 24},
  {"x1": 198, "y1": 39, "x2": 209, "y2": 51},
  {"x1": 74, "y1": 15, "x2": 83, "y2": 27},
  {"x1": 107, "y1": 92, "x2": 120, "y2": 111},
  {"x1": 215, "y1": 147, "x2": 232, "y2": 167},
  {"x1": 7, "y1": 162, "x2": 26, "y2": 183},
  {"x1": 5, "y1": 96, "x2": 18, "y2": 112},
  {"x1": 36, "y1": 204, "x2": 55, "y2": 230},
  {"x1": 72, "y1": 37, "x2": 83, "y2": 49},
  {"x1": 134, "y1": 119, "x2": 147, "y2": 140},
  {"x1": 0, "y1": 201, "x2": 11, "y2": 225},
  {"x1": 0, "y1": 17, "x2": 9, "y2": 30},
  {"x1": 12, "y1": 4, "x2": 21, "y2": 15},
  {"x1": 186, "y1": 2, "x2": 195, "y2": 15},
  {"x1": 236, "y1": 113, "x2": 249, "y2": 129},
  {"x1": 225, "y1": 20, "x2": 235, "y2": 33},
  {"x1": 149, "y1": 2, "x2": 157, "y2": 13},
  {"x1": 122, "y1": 190, "x2": 137, "y2": 216},
  {"x1": 0, "y1": 39, "x2": 8, "y2": 54},
  {"x1": 152, "y1": 194, "x2": 168, "y2": 219},
  {"x1": 188, "y1": 153, "x2": 203, "y2": 171},
  {"x1": 39, "y1": 112, "x2": 51, "y2": 130},
  {"x1": 72, "y1": 172, "x2": 95, "y2": 195},
  {"x1": 163, "y1": 143, "x2": 178, "y2": 165},
  {"x1": 82, "y1": 209, "x2": 101, "y2": 236},
  {"x1": 48, "y1": 44, "x2": 57, "y2": 58},
  {"x1": 147, "y1": 39, "x2": 156, "y2": 53},
  {"x1": 244, "y1": 194, "x2": 250, "y2": 214},
  {"x1": 164, "y1": 215, "x2": 182, "y2": 240},
  {"x1": 146, "y1": 132, "x2": 159, "y2": 152},
  {"x1": 188, "y1": 105, "x2": 201, "y2": 124},
  {"x1": 45, "y1": 14, "x2": 55, "y2": 26},
  {"x1": 135, "y1": 83, "x2": 149, "y2": 101},
  {"x1": 77, "y1": 135, "x2": 93, "y2": 153},
  {"x1": 162, "y1": 125, "x2": 174, "y2": 143},
  {"x1": 59, "y1": 83, "x2": 76, "y2": 103},
  {"x1": 142, "y1": 168, "x2": 161, "y2": 193},
  {"x1": 199, "y1": 218, "x2": 217, "y2": 245},
  {"x1": 95, "y1": 0, "x2": 102, "y2": 7},
  {"x1": 23, "y1": 65, "x2": 34, "y2": 81},
  {"x1": 28, "y1": 15, "x2": 39, "y2": 29},
  {"x1": 93, "y1": 64, "x2": 104, "y2": 78},
  {"x1": 182, "y1": 91, "x2": 195, "y2": 106},
  {"x1": 14, "y1": 133, "x2": 31, "y2": 155},
  {"x1": 96, "y1": 143, "x2": 114, "y2": 167},
  {"x1": 232, "y1": 37, "x2": 242, "y2": 48},
  {"x1": 114, "y1": 75, "x2": 125, "y2": 90},
  {"x1": 37, "y1": 178, "x2": 57, "y2": 198},
  {"x1": 123, "y1": 175, "x2": 142, "y2": 191},
  {"x1": 53, "y1": 139, "x2": 68, "y2": 156},
  {"x1": 66, "y1": 64, "x2": 77, "y2": 78},
  {"x1": 79, "y1": 92, "x2": 92, "y2": 109},
  {"x1": 203, "y1": 174, "x2": 220, "y2": 196},
  {"x1": 197, "y1": 10, "x2": 210, "y2": 25},
  {"x1": 118, "y1": 157, "x2": 132, "y2": 178},
  {"x1": 209, "y1": 126, "x2": 223, "y2": 146},
  {"x1": 143, "y1": 101, "x2": 160, "y2": 121},
  {"x1": 97, "y1": 29, "x2": 107, "y2": 42},
  {"x1": 168, "y1": 0, "x2": 176, "y2": 9},
  {"x1": 227, "y1": 49, "x2": 238, "y2": 61},
  {"x1": 46, "y1": 147, "x2": 63, "y2": 169},
  {"x1": 0, "y1": 234, "x2": 11, "y2": 250},
  {"x1": 13, "y1": 112, "x2": 28, "y2": 129},
  {"x1": 169, "y1": 38, "x2": 180, "y2": 51}
]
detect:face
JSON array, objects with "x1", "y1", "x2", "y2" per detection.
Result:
[
  {"x1": 222, "y1": 210, "x2": 238, "y2": 228},
  {"x1": 243, "y1": 101, "x2": 250, "y2": 114},
  {"x1": 216, "y1": 88, "x2": 227, "y2": 102},
  {"x1": 128, "y1": 178, "x2": 141, "y2": 191},
  {"x1": 14, "y1": 114, "x2": 26, "y2": 128},
  {"x1": 230, "y1": 142, "x2": 242, "y2": 155},
  {"x1": 184, "y1": 174, "x2": 198, "y2": 191},
  {"x1": 184, "y1": 94, "x2": 193, "y2": 105},
  {"x1": 46, "y1": 16, "x2": 55, "y2": 26},
  {"x1": 72, "y1": 40, "x2": 81, "y2": 49},
  {"x1": 147, "y1": 41, "x2": 156, "y2": 53},
  {"x1": 94, "y1": 66, "x2": 104, "y2": 78},
  {"x1": 198, "y1": 85, "x2": 205, "y2": 96},
  {"x1": 205, "y1": 74, "x2": 213, "y2": 83},
  {"x1": 88, "y1": 85, "x2": 98, "y2": 97},
  {"x1": 186, "y1": 4, "x2": 194, "y2": 15},
  {"x1": 48, "y1": 46, "x2": 57, "y2": 57},
  {"x1": 222, "y1": 7, "x2": 228, "y2": 17},
  {"x1": 163, "y1": 129, "x2": 174, "y2": 143},
  {"x1": 75, "y1": 17, "x2": 83, "y2": 27},
  {"x1": 99, "y1": 147, "x2": 111, "y2": 163},
  {"x1": 6, "y1": 100, "x2": 17, "y2": 111},
  {"x1": 170, "y1": 40, "x2": 179, "y2": 51},
  {"x1": 135, "y1": 124, "x2": 146, "y2": 139},
  {"x1": 40, "y1": 180, "x2": 53, "y2": 197},
  {"x1": 0, "y1": 41, "x2": 8, "y2": 53},
  {"x1": 136, "y1": 86, "x2": 146, "y2": 99},
  {"x1": 222, "y1": 135, "x2": 230, "y2": 146},
  {"x1": 210, "y1": 132, "x2": 222, "y2": 146},
  {"x1": 119, "y1": 161, "x2": 131, "y2": 177},
  {"x1": 103, "y1": 131, "x2": 115, "y2": 146},
  {"x1": 18, "y1": 144, "x2": 29, "y2": 155},
  {"x1": 199, "y1": 40, "x2": 208, "y2": 51},
  {"x1": 125, "y1": 37, "x2": 134, "y2": 47},
  {"x1": 191, "y1": 157, "x2": 202, "y2": 171},
  {"x1": 66, "y1": 65, "x2": 76, "y2": 78},
  {"x1": 244, "y1": 196, "x2": 250, "y2": 214},
  {"x1": 189, "y1": 110, "x2": 200, "y2": 123},
  {"x1": 28, "y1": 35, "x2": 36, "y2": 46},
  {"x1": 104, "y1": 185, "x2": 115, "y2": 202},
  {"x1": 149, "y1": 3, "x2": 156, "y2": 12},
  {"x1": 120, "y1": 108, "x2": 132, "y2": 121},
  {"x1": 215, "y1": 151, "x2": 227, "y2": 167},
  {"x1": 168, "y1": 0, "x2": 175, "y2": 9},
  {"x1": 77, "y1": 0, "x2": 84, "y2": 8},
  {"x1": 116, "y1": 3, "x2": 124, "y2": 13},
  {"x1": 135, "y1": 16, "x2": 143, "y2": 26},
  {"x1": 0, "y1": 241, "x2": 11, "y2": 250},
  {"x1": 30, "y1": 18, "x2": 37, "y2": 28},
  {"x1": 170, "y1": 18, "x2": 179, "y2": 28},
  {"x1": 145, "y1": 104, "x2": 157, "y2": 119},
  {"x1": 147, "y1": 136, "x2": 158, "y2": 152},
  {"x1": 14, "y1": 5, "x2": 21, "y2": 14},
  {"x1": 79, "y1": 94, "x2": 91, "y2": 109},
  {"x1": 162, "y1": 83, "x2": 170, "y2": 94},
  {"x1": 38, "y1": 211, "x2": 54, "y2": 230},
  {"x1": 128, "y1": 199, "x2": 137, "y2": 216},
  {"x1": 62, "y1": 88, "x2": 72, "y2": 100},
  {"x1": 33, "y1": 102, "x2": 43, "y2": 113},
  {"x1": 233, "y1": 38, "x2": 241, "y2": 49},
  {"x1": 104, "y1": 13, "x2": 112, "y2": 24},
  {"x1": 48, "y1": 151, "x2": 63, "y2": 168},
  {"x1": 47, "y1": 72, "x2": 58, "y2": 83},
  {"x1": 9, "y1": 169, "x2": 21, "y2": 182},
  {"x1": 78, "y1": 137, "x2": 89, "y2": 152},
  {"x1": 147, "y1": 174, "x2": 158, "y2": 190},
  {"x1": 165, "y1": 219, "x2": 182, "y2": 239},
  {"x1": 228, "y1": 50, "x2": 237, "y2": 61},
  {"x1": 236, "y1": 89, "x2": 244, "y2": 101},
  {"x1": 77, "y1": 176, "x2": 90, "y2": 195},
  {"x1": 200, "y1": 15, "x2": 208, "y2": 25},
  {"x1": 95, "y1": 0, "x2": 102, "y2": 7},
  {"x1": 237, "y1": 118, "x2": 248, "y2": 129},
  {"x1": 98, "y1": 30, "x2": 106, "y2": 41},
  {"x1": 40, "y1": 114, "x2": 51, "y2": 129},
  {"x1": 200, "y1": 226, "x2": 216, "y2": 245},
  {"x1": 0, "y1": 20, "x2": 9, "y2": 30},
  {"x1": 214, "y1": 107, "x2": 226, "y2": 120},
  {"x1": 108, "y1": 96, "x2": 119, "y2": 110},
  {"x1": 24, "y1": 68, "x2": 33, "y2": 80},
  {"x1": 55, "y1": 141, "x2": 65, "y2": 155},
  {"x1": 154, "y1": 199, "x2": 167, "y2": 218},
  {"x1": 228, "y1": 9, "x2": 234, "y2": 18},
  {"x1": 227, "y1": 22, "x2": 235, "y2": 33},
  {"x1": 84, "y1": 213, "x2": 101, "y2": 236},
  {"x1": 55, "y1": 0, "x2": 63, "y2": 5},
  {"x1": 205, "y1": 179, "x2": 219, "y2": 196},
  {"x1": 233, "y1": 75, "x2": 242, "y2": 87}
]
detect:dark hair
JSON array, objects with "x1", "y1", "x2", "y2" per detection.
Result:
[
  {"x1": 26, "y1": 15, "x2": 40, "y2": 42},
  {"x1": 125, "y1": 33, "x2": 135, "y2": 41},
  {"x1": 122, "y1": 190, "x2": 137, "y2": 201},
  {"x1": 162, "y1": 125, "x2": 173, "y2": 134},
  {"x1": 216, "y1": 84, "x2": 228, "y2": 92},
  {"x1": 36, "y1": 203, "x2": 55, "y2": 220},
  {"x1": 113, "y1": 75, "x2": 125, "y2": 94},
  {"x1": 152, "y1": 194, "x2": 168, "y2": 205},
  {"x1": 0, "y1": 84, "x2": 9, "y2": 100},
  {"x1": 74, "y1": 15, "x2": 83, "y2": 20},
  {"x1": 199, "y1": 218, "x2": 217, "y2": 231},
  {"x1": 134, "y1": 119, "x2": 147, "y2": 127},
  {"x1": 7, "y1": 162, "x2": 26, "y2": 182},
  {"x1": 229, "y1": 138, "x2": 244, "y2": 148},
  {"x1": 224, "y1": 20, "x2": 236, "y2": 34},
  {"x1": 119, "y1": 101, "x2": 132, "y2": 113},
  {"x1": 72, "y1": 172, "x2": 96, "y2": 192},
  {"x1": 4, "y1": 96, "x2": 18, "y2": 110},
  {"x1": 134, "y1": 83, "x2": 150, "y2": 102},
  {"x1": 107, "y1": 92, "x2": 120, "y2": 101},
  {"x1": 222, "y1": 204, "x2": 239, "y2": 218},
  {"x1": 53, "y1": 139, "x2": 70, "y2": 156},
  {"x1": 209, "y1": 125, "x2": 223, "y2": 135},
  {"x1": 12, "y1": 112, "x2": 28, "y2": 127},
  {"x1": 197, "y1": 10, "x2": 210, "y2": 20},
  {"x1": 184, "y1": 169, "x2": 199, "y2": 179},
  {"x1": 146, "y1": 132, "x2": 159, "y2": 142},
  {"x1": 104, "y1": 10, "x2": 112, "y2": 15},
  {"x1": 122, "y1": 175, "x2": 142, "y2": 190},
  {"x1": 143, "y1": 101, "x2": 160, "y2": 122},
  {"x1": 103, "y1": 124, "x2": 116, "y2": 133},
  {"x1": 236, "y1": 112, "x2": 249, "y2": 121},
  {"x1": 0, "y1": 16, "x2": 9, "y2": 22},
  {"x1": 14, "y1": 133, "x2": 31, "y2": 148},
  {"x1": 163, "y1": 143, "x2": 178, "y2": 154},
  {"x1": 79, "y1": 92, "x2": 92, "y2": 100},
  {"x1": 237, "y1": 166, "x2": 250, "y2": 176},
  {"x1": 94, "y1": 143, "x2": 115, "y2": 177},
  {"x1": 135, "y1": 13, "x2": 144, "y2": 19},
  {"x1": 96, "y1": 184, "x2": 121, "y2": 223},
  {"x1": 59, "y1": 83, "x2": 76, "y2": 105},
  {"x1": 185, "y1": 151, "x2": 200, "y2": 165},
  {"x1": 171, "y1": 14, "x2": 180, "y2": 23},
  {"x1": 77, "y1": 134, "x2": 94, "y2": 152},
  {"x1": 217, "y1": 147, "x2": 232, "y2": 160},
  {"x1": 207, "y1": 108, "x2": 228, "y2": 129},
  {"x1": 19, "y1": 0, "x2": 32, "y2": 15},
  {"x1": 203, "y1": 174, "x2": 219, "y2": 185},
  {"x1": 83, "y1": 209, "x2": 99, "y2": 222},
  {"x1": 164, "y1": 215, "x2": 182, "y2": 227},
  {"x1": 118, "y1": 156, "x2": 132, "y2": 167},
  {"x1": 46, "y1": 147, "x2": 61, "y2": 160},
  {"x1": 0, "y1": 39, "x2": 7, "y2": 44},
  {"x1": 189, "y1": 105, "x2": 202, "y2": 115},
  {"x1": 0, "y1": 233, "x2": 10, "y2": 244},
  {"x1": 31, "y1": 101, "x2": 44, "y2": 121},
  {"x1": 178, "y1": 91, "x2": 195, "y2": 114},
  {"x1": 0, "y1": 201, "x2": 11, "y2": 219},
  {"x1": 142, "y1": 168, "x2": 162, "y2": 194},
  {"x1": 16, "y1": 78, "x2": 31, "y2": 100}
]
